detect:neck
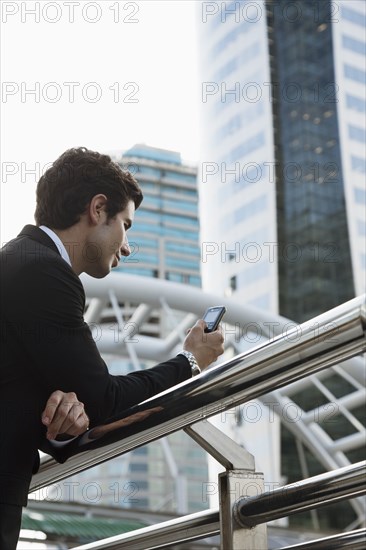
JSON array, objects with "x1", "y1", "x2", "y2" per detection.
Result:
[{"x1": 51, "y1": 226, "x2": 86, "y2": 276}]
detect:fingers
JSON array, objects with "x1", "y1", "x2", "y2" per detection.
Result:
[
  {"x1": 42, "y1": 390, "x2": 64, "y2": 427},
  {"x1": 59, "y1": 404, "x2": 89, "y2": 438},
  {"x1": 42, "y1": 391, "x2": 89, "y2": 440},
  {"x1": 183, "y1": 319, "x2": 225, "y2": 370}
]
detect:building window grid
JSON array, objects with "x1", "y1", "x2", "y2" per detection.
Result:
[
  {"x1": 344, "y1": 63, "x2": 366, "y2": 84},
  {"x1": 351, "y1": 156, "x2": 366, "y2": 174},
  {"x1": 354, "y1": 187, "x2": 366, "y2": 205},
  {"x1": 342, "y1": 34, "x2": 366, "y2": 56},
  {"x1": 348, "y1": 124, "x2": 366, "y2": 143},
  {"x1": 213, "y1": 40, "x2": 261, "y2": 82},
  {"x1": 346, "y1": 94, "x2": 366, "y2": 113},
  {"x1": 341, "y1": 5, "x2": 366, "y2": 28}
]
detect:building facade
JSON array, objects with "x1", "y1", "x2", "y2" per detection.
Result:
[
  {"x1": 197, "y1": 0, "x2": 365, "y2": 323},
  {"x1": 115, "y1": 144, "x2": 201, "y2": 288},
  {"x1": 196, "y1": 0, "x2": 366, "y2": 530}
]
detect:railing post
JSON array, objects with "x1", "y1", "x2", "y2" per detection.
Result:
[
  {"x1": 185, "y1": 421, "x2": 268, "y2": 549},
  {"x1": 219, "y1": 470, "x2": 267, "y2": 550}
]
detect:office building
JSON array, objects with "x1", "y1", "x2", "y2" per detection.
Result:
[
  {"x1": 196, "y1": 0, "x2": 366, "y2": 530},
  {"x1": 197, "y1": 0, "x2": 365, "y2": 323},
  {"x1": 115, "y1": 144, "x2": 201, "y2": 288}
]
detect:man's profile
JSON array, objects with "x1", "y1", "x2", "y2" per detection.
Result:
[{"x1": 0, "y1": 147, "x2": 224, "y2": 549}]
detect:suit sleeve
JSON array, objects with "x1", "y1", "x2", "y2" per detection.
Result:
[{"x1": 6, "y1": 258, "x2": 191, "y2": 425}]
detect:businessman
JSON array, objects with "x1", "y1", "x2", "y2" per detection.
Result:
[{"x1": 0, "y1": 147, "x2": 224, "y2": 549}]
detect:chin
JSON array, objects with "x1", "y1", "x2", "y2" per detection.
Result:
[{"x1": 86, "y1": 265, "x2": 111, "y2": 279}]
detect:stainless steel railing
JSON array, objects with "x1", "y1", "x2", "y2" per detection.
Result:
[
  {"x1": 67, "y1": 461, "x2": 366, "y2": 550},
  {"x1": 66, "y1": 462, "x2": 366, "y2": 550},
  {"x1": 234, "y1": 461, "x2": 366, "y2": 527},
  {"x1": 71, "y1": 509, "x2": 220, "y2": 550},
  {"x1": 30, "y1": 295, "x2": 366, "y2": 492},
  {"x1": 29, "y1": 295, "x2": 366, "y2": 550},
  {"x1": 277, "y1": 528, "x2": 366, "y2": 549}
]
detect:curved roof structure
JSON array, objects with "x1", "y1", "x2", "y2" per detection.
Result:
[{"x1": 82, "y1": 273, "x2": 366, "y2": 526}]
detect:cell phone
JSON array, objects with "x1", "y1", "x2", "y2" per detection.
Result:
[{"x1": 202, "y1": 306, "x2": 226, "y2": 333}]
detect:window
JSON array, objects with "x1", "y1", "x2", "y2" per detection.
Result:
[
  {"x1": 189, "y1": 275, "x2": 201, "y2": 287},
  {"x1": 342, "y1": 35, "x2": 366, "y2": 56},
  {"x1": 346, "y1": 94, "x2": 366, "y2": 113},
  {"x1": 166, "y1": 256, "x2": 199, "y2": 270},
  {"x1": 163, "y1": 213, "x2": 199, "y2": 227},
  {"x1": 165, "y1": 272, "x2": 183, "y2": 283},
  {"x1": 351, "y1": 156, "x2": 366, "y2": 174},
  {"x1": 166, "y1": 242, "x2": 200, "y2": 255},
  {"x1": 357, "y1": 220, "x2": 366, "y2": 236},
  {"x1": 230, "y1": 275, "x2": 237, "y2": 291},
  {"x1": 354, "y1": 187, "x2": 366, "y2": 205},
  {"x1": 163, "y1": 199, "x2": 197, "y2": 213},
  {"x1": 341, "y1": 6, "x2": 366, "y2": 28},
  {"x1": 229, "y1": 132, "x2": 266, "y2": 163},
  {"x1": 234, "y1": 195, "x2": 267, "y2": 224},
  {"x1": 344, "y1": 64, "x2": 366, "y2": 84},
  {"x1": 349, "y1": 125, "x2": 366, "y2": 143}
]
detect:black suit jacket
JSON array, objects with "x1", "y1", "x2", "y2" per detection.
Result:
[{"x1": 0, "y1": 225, "x2": 191, "y2": 506}]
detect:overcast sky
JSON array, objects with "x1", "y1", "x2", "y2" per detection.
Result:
[{"x1": 1, "y1": 1, "x2": 201, "y2": 242}]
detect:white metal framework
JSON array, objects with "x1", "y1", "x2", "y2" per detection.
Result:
[
  {"x1": 30, "y1": 289, "x2": 366, "y2": 550},
  {"x1": 79, "y1": 273, "x2": 366, "y2": 528}
]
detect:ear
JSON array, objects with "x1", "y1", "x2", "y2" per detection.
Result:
[{"x1": 88, "y1": 194, "x2": 108, "y2": 225}]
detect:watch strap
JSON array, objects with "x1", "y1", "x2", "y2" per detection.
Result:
[{"x1": 177, "y1": 350, "x2": 201, "y2": 376}]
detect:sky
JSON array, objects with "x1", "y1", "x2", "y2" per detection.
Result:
[{"x1": 1, "y1": 1, "x2": 202, "y2": 242}]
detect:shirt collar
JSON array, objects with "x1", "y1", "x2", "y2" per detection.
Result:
[{"x1": 39, "y1": 226, "x2": 72, "y2": 267}]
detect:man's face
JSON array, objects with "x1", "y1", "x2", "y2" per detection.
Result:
[{"x1": 85, "y1": 200, "x2": 135, "y2": 278}]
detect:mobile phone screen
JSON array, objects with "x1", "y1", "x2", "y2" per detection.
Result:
[{"x1": 203, "y1": 306, "x2": 226, "y2": 332}]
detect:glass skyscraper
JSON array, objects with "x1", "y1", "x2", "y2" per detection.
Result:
[
  {"x1": 197, "y1": 0, "x2": 365, "y2": 323},
  {"x1": 196, "y1": 0, "x2": 366, "y2": 531},
  {"x1": 115, "y1": 144, "x2": 201, "y2": 288}
]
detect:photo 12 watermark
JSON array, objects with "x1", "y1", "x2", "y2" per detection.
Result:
[
  {"x1": 1, "y1": 159, "x2": 139, "y2": 183},
  {"x1": 200, "y1": 1, "x2": 340, "y2": 24},
  {"x1": 33, "y1": 479, "x2": 140, "y2": 504},
  {"x1": 200, "y1": 160, "x2": 340, "y2": 185},
  {"x1": 1, "y1": 1, "x2": 140, "y2": 24},
  {"x1": 1, "y1": 81, "x2": 140, "y2": 104},
  {"x1": 201, "y1": 80, "x2": 339, "y2": 104},
  {"x1": 201, "y1": 240, "x2": 340, "y2": 264}
]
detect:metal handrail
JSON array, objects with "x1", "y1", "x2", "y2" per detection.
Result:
[
  {"x1": 277, "y1": 528, "x2": 366, "y2": 549},
  {"x1": 234, "y1": 461, "x2": 366, "y2": 527},
  {"x1": 72, "y1": 508, "x2": 220, "y2": 550},
  {"x1": 30, "y1": 295, "x2": 366, "y2": 492},
  {"x1": 67, "y1": 460, "x2": 366, "y2": 550}
]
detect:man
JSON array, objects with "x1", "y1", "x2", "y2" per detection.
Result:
[{"x1": 0, "y1": 147, "x2": 224, "y2": 549}]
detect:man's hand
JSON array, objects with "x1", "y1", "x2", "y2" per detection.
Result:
[
  {"x1": 42, "y1": 390, "x2": 89, "y2": 440},
  {"x1": 183, "y1": 319, "x2": 225, "y2": 371}
]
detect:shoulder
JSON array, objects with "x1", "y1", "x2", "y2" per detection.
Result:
[{"x1": 1, "y1": 234, "x2": 85, "y2": 318}]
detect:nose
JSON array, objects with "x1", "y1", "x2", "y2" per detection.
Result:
[{"x1": 120, "y1": 237, "x2": 131, "y2": 257}]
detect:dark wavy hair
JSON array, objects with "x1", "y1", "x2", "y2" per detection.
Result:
[{"x1": 35, "y1": 147, "x2": 143, "y2": 229}]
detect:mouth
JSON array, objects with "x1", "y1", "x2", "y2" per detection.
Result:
[{"x1": 112, "y1": 253, "x2": 120, "y2": 268}]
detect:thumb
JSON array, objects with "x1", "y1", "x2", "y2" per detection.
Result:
[{"x1": 195, "y1": 319, "x2": 207, "y2": 330}]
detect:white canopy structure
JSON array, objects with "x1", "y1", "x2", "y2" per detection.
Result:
[{"x1": 81, "y1": 272, "x2": 366, "y2": 527}]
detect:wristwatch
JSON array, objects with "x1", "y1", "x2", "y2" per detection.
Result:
[{"x1": 178, "y1": 350, "x2": 201, "y2": 377}]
